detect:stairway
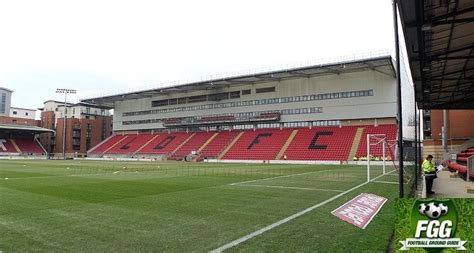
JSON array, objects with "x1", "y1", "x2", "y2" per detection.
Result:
[
  {"x1": 197, "y1": 132, "x2": 219, "y2": 152},
  {"x1": 217, "y1": 131, "x2": 244, "y2": 159},
  {"x1": 9, "y1": 139, "x2": 22, "y2": 153},
  {"x1": 275, "y1": 129, "x2": 299, "y2": 160},
  {"x1": 170, "y1": 133, "x2": 196, "y2": 155},
  {"x1": 348, "y1": 127, "x2": 364, "y2": 160},
  {"x1": 103, "y1": 135, "x2": 129, "y2": 155},
  {"x1": 131, "y1": 134, "x2": 160, "y2": 157}
]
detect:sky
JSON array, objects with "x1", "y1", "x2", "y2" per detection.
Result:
[{"x1": 0, "y1": 0, "x2": 394, "y2": 112}]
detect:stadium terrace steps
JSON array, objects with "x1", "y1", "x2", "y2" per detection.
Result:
[
  {"x1": 14, "y1": 138, "x2": 45, "y2": 154},
  {"x1": 137, "y1": 132, "x2": 190, "y2": 155},
  {"x1": 132, "y1": 134, "x2": 160, "y2": 156},
  {"x1": 222, "y1": 129, "x2": 293, "y2": 160},
  {"x1": 87, "y1": 125, "x2": 398, "y2": 161},
  {"x1": 284, "y1": 127, "x2": 357, "y2": 161},
  {"x1": 197, "y1": 132, "x2": 219, "y2": 152},
  {"x1": 170, "y1": 133, "x2": 196, "y2": 156},
  {"x1": 348, "y1": 128, "x2": 365, "y2": 160},
  {"x1": 9, "y1": 139, "x2": 22, "y2": 153},
  {"x1": 355, "y1": 124, "x2": 397, "y2": 159},
  {"x1": 88, "y1": 134, "x2": 115, "y2": 153},
  {"x1": 170, "y1": 132, "x2": 216, "y2": 160},
  {"x1": 90, "y1": 135, "x2": 126, "y2": 154},
  {"x1": 0, "y1": 138, "x2": 18, "y2": 153},
  {"x1": 276, "y1": 129, "x2": 299, "y2": 160},
  {"x1": 217, "y1": 131, "x2": 244, "y2": 159},
  {"x1": 106, "y1": 134, "x2": 154, "y2": 154},
  {"x1": 201, "y1": 131, "x2": 239, "y2": 159},
  {"x1": 102, "y1": 135, "x2": 130, "y2": 154}
]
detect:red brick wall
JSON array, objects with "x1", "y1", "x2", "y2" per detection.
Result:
[
  {"x1": 52, "y1": 115, "x2": 113, "y2": 155},
  {"x1": 39, "y1": 111, "x2": 55, "y2": 153},
  {"x1": 430, "y1": 110, "x2": 474, "y2": 139},
  {"x1": 0, "y1": 116, "x2": 40, "y2": 126}
]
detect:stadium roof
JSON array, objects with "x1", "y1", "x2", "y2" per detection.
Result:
[
  {"x1": 81, "y1": 55, "x2": 395, "y2": 107},
  {"x1": 0, "y1": 124, "x2": 54, "y2": 133},
  {"x1": 398, "y1": 0, "x2": 474, "y2": 109},
  {"x1": 39, "y1": 100, "x2": 113, "y2": 110}
]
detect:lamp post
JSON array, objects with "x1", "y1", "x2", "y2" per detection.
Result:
[{"x1": 56, "y1": 88, "x2": 76, "y2": 159}]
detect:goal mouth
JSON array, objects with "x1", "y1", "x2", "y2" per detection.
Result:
[{"x1": 366, "y1": 134, "x2": 412, "y2": 184}]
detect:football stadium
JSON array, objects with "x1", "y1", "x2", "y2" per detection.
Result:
[
  {"x1": 1, "y1": 0, "x2": 473, "y2": 252},
  {"x1": 0, "y1": 54, "x2": 415, "y2": 252}
]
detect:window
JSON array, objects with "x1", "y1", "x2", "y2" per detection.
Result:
[
  {"x1": 178, "y1": 97, "x2": 187, "y2": 104},
  {"x1": 13, "y1": 111, "x2": 17, "y2": 115},
  {"x1": 0, "y1": 93, "x2": 6, "y2": 114},
  {"x1": 169, "y1": 98, "x2": 178, "y2": 105},
  {"x1": 242, "y1": 89, "x2": 251, "y2": 95},
  {"x1": 25, "y1": 112, "x2": 29, "y2": 116},
  {"x1": 229, "y1": 91, "x2": 240, "y2": 99},
  {"x1": 152, "y1": 99, "x2": 169, "y2": 107},
  {"x1": 256, "y1": 87, "x2": 275, "y2": 93},
  {"x1": 187, "y1": 95, "x2": 207, "y2": 103}
]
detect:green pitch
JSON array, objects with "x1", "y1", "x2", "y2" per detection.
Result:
[{"x1": 0, "y1": 160, "x2": 399, "y2": 252}]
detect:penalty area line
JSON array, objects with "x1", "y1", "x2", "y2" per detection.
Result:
[{"x1": 210, "y1": 172, "x2": 389, "y2": 253}]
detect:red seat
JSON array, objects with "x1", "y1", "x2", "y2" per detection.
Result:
[
  {"x1": 170, "y1": 132, "x2": 215, "y2": 159},
  {"x1": 284, "y1": 127, "x2": 357, "y2": 161},
  {"x1": 223, "y1": 129, "x2": 292, "y2": 160},
  {"x1": 138, "y1": 132, "x2": 189, "y2": 155},
  {"x1": 0, "y1": 138, "x2": 18, "y2": 153},
  {"x1": 200, "y1": 131, "x2": 238, "y2": 158},
  {"x1": 14, "y1": 138, "x2": 44, "y2": 154},
  {"x1": 90, "y1": 135, "x2": 128, "y2": 154},
  {"x1": 105, "y1": 134, "x2": 154, "y2": 154},
  {"x1": 355, "y1": 124, "x2": 397, "y2": 158}
]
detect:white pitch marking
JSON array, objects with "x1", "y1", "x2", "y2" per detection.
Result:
[
  {"x1": 232, "y1": 184, "x2": 344, "y2": 192},
  {"x1": 230, "y1": 169, "x2": 335, "y2": 186},
  {"x1": 210, "y1": 172, "x2": 390, "y2": 253}
]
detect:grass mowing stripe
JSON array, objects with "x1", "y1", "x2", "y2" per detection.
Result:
[
  {"x1": 231, "y1": 184, "x2": 344, "y2": 192},
  {"x1": 210, "y1": 172, "x2": 390, "y2": 253}
]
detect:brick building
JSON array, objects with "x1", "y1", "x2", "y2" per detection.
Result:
[
  {"x1": 423, "y1": 110, "x2": 474, "y2": 159},
  {"x1": 0, "y1": 87, "x2": 40, "y2": 126},
  {"x1": 39, "y1": 100, "x2": 113, "y2": 157}
]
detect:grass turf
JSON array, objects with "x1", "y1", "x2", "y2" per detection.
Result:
[{"x1": 0, "y1": 160, "x2": 399, "y2": 252}]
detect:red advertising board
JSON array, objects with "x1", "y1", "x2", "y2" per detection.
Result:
[{"x1": 331, "y1": 193, "x2": 387, "y2": 229}]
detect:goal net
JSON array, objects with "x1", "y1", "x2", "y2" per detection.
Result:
[{"x1": 366, "y1": 134, "x2": 407, "y2": 184}]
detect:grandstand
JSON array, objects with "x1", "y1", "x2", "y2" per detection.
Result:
[
  {"x1": 0, "y1": 124, "x2": 52, "y2": 158},
  {"x1": 447, "y1": 146, "x2": 474, "y2": 181},
  {"x1": 82, "y1": 55, "x2": 405, "y2": 162}
]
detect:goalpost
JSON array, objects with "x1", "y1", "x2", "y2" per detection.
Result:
[{"x1": 366, "y1": 134, "x2": 399, "y2": 183}]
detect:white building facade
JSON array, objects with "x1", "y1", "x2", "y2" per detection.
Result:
[{"x1": 82, "y1": 56, "x2": 414, "y2": 135}]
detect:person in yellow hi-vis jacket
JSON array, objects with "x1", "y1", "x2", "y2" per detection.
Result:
[{"x1": 422, "y1": 155, "x2": 437, "y2": 195}]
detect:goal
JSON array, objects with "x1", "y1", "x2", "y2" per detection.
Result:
[{"x1": 366, "y1": 134, "x2": 400, "y2": 183}]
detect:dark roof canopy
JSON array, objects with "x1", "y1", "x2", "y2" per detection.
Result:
[
  {"x1": 81, "y1": 56, "x2": 395, "y2": 107},
  {"x1": 398, "y1": 0, "x2": 474, "y2": 109}
]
